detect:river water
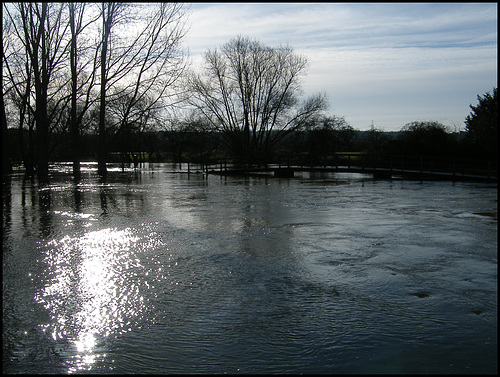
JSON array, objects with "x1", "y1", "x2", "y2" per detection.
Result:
[{"x1": 2, "y1": 162, "x2": 497, "y2": 374}]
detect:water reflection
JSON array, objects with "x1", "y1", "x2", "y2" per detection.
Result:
[
  {"x1": 0, "y1": 165, "x2": 158, "y2": 372},
  {"x1": 3, "y1": 164, "x2": 497, "y2": 374},
  {"x1": 35, "y1": 227, "x2": 147, "y2": 372}
]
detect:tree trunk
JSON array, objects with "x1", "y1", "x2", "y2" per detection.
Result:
[
  {"x1": 35, "y1": 87, "x2": 49, "y2": 182},
  {"x1": 35, "y1": 4, "x2": 49, "y2": 183},
  {"x1": 69, "y1": 3, "x2": 81, "y2": 181},
  {"x1": 98, "y1": 4, "x2": 111, "y2": 177},
  {"x1": 1, "y1": 27, "x2": 12, "y2": 176},
  {"x1": 1, "y1": 93, "x2": 12, "y2": 176}
]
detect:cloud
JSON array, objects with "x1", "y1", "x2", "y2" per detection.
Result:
[
  {"x1": 188, "y1": 3, "x2": 496, "y2": 50},
  {"x1": 300, "y1": 43, "x2": 496, "y2": 127},
  {"x1": 186, "y1": 2, "x2": 497, "y2": 130}
]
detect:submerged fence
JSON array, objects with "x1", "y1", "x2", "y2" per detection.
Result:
[{"x1": 197, "y1": 153, "x2": 497, "y2": 182}]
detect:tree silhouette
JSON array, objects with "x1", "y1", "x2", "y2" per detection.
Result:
[
  {"x1": 3, "y1": 3, "x2": 188, "y2": 178},
  {"x1": 4, "y1": 3, "x2": 70, "y2": 181},
  {"x1": 465, "y1": 88, "x2": 497, "y2": 158},
  {"x1": 97, "y1": 3, "x2": 188, "y2": 176},
  {"x1": 187, "y1": 36, "x2": 327, "y2": 161},
  {"x1": 395, "y1": 121, "x2": 453, "y2": 156}
]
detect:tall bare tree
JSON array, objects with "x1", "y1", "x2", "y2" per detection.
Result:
[
  {"x1": 4, "y1": 3, "x2": 188, "y2": 178},
  {"x1": 4, "y1": 3, "x2": 36, "y2": 175},
  {"x1": 68, "y1": 2, "x2": 101, "y2": 180},
  {"x1": 2, "y1": 10, "x2": 13, "y2": 175},
  {"x1": 69, "y1": 3, "x2": 81, "y2": 180},
  {"x1": 97, "y1": 2, "x2": 115, "y2": 176},
  {"x1": 187, "y1": 36, "x2": 328, "y2": 160},
  {"x1": 97, "y1": 2, "x2": 188, "y2": 176},
  {"x1": 29, "y1": 3, "x2": 70, "y2": 181},
  {"x1": 4, "y1": 3, "x2": 70, "y2": 181}
]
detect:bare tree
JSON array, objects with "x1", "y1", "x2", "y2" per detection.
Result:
[
  {"x1": 187, "y1": 36, "x2": 328, "y2": 160},
  {"x1": 2, "y1": 10, "x2": 14, "y2": 175},
  {"x1": 106, "y1": 90, "x2": 162, "y2": 163},
  {"x1": 68, "y1": 2, "x2": 101, "y2": 180},
  {"x1": 68, "y1": 3, "x2": 79, "y2": 179},
  {"x1": 4, "y1": 3, "x2": 71, "y2": 181},
  {"x1": 4, "y1": 3, "x2": 36, "y2": 175},
  {"x1": 4, "y1": 3, "x2": 188, "y2": 177},
  {"x1": 97, "y1": 2, "x2": 188, "y2": 176},
  {"x1": 97, "y1": 2, "x2": 115, "y2": 176},
  {"x1": 4, "y1": 55, "x2": 36, "y2": 175},
  {"x1": 29, "y1": 3, "x2": 70, "y2": 181}
]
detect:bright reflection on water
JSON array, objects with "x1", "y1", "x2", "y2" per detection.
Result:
[
  {"x1": 36, "y1": 228, "x2": 144, "y2": 372},
  {"x1": 2, "y1": 162, "x2": 497, "y2": 374}
]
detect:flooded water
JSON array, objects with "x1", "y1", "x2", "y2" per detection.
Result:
[{"x1": 2, "y1": 162, "x2": 497, "y2": 374}]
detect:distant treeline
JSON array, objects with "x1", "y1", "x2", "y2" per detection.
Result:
[{"x1": 4, "y1": 125, "x2": 490, "y2": 166}]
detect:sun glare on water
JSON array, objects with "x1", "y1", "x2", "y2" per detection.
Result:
[{"x1": 35, "y1": 227, "x2": 147, "y2": 372}]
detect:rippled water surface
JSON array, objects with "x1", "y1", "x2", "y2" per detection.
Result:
[{"x1": 3, "y1": 163, "x2": 497, "y2": 374}]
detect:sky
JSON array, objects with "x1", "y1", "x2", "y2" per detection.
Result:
[{"x1": 185, "y1": 2, "x2": 497, "y2": 131}]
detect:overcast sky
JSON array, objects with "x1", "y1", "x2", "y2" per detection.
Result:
[{"x1": 185, "y1": 2, "x2": 497, "y2": 131}]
